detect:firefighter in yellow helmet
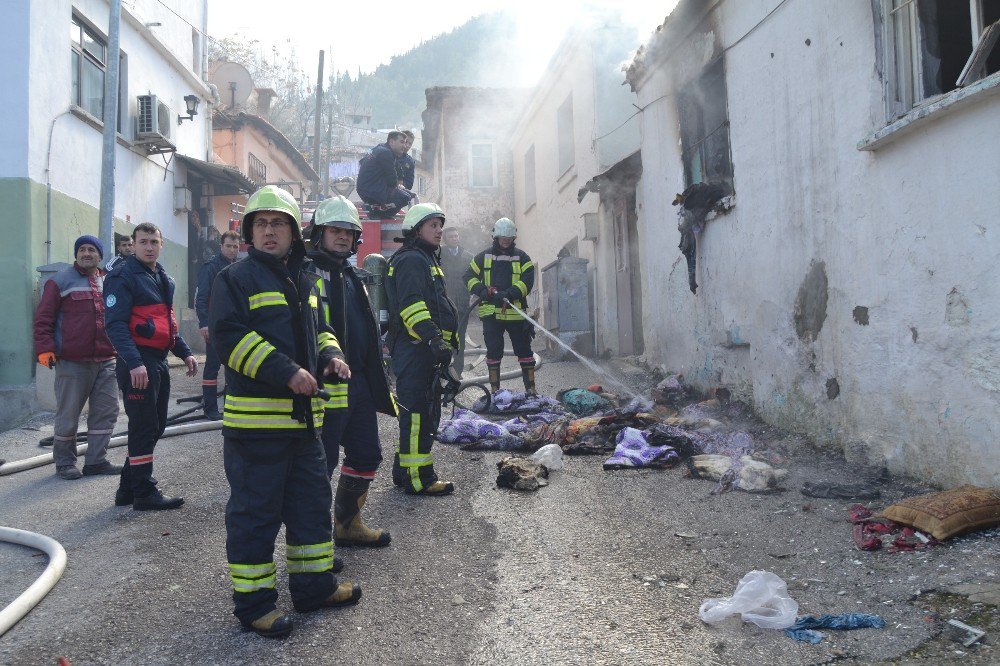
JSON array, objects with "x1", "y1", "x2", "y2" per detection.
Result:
[
  {"x1": 306, "y1": 195, "x2": 397, "y2": 545},
  {"x1": 385, "y1": 203, "x2": 459, "y2": 495},
  {"x1": 464, "y1": 217, "x2": 537, "y2": 394},
  {"x1": 209, "y1": 185, "x2": 360, "y2": 638}
]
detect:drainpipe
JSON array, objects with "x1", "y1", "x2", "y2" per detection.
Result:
[{"x1": 44, "y1": 112, "x2": 71, "y2": 264}]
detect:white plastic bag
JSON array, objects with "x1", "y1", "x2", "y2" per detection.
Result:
[
  {"x1": 530, "y1": 443, "x2": 564, "y2": 471},
  {"x1": 698, "y1": 570, "x2": 798, "y2": 629}
]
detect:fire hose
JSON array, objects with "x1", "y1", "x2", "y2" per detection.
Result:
[{"x1": 0, "y1": 527, "x2": 67, "y2": 637}]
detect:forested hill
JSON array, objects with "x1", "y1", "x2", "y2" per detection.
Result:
[{"x1": 338, "y1": 12, "x2": 525, "y2": 128}]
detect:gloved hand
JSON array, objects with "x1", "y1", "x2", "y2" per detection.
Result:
[
  {"x1": 485, "y1": 286, "x2": 502, "y2": 305},
  {"x1": 37, "y1": 352, "x2": 56, "y2": 368},
  {"x1": 504, "y1": 287, "x2": 522, "y2": 304},
  {"x1": 429, "y1": 336, "x2": 453, "y2": 365}
]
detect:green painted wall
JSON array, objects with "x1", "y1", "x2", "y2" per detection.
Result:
[{"x1": 0, "y1": 177, "x2": 188, "y2": 387}]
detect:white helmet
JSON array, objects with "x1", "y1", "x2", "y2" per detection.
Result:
[{"x1": 492, "y1": 217, "x2": 516, "y2": 238}]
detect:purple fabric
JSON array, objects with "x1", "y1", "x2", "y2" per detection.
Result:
[
  {"x1": 474, "y1": 389, "x2": 565, "y2": 415},
  {"x1": 436, "y1": 408, "x2": 524, "y2": 450},
  {"x1": 603, "y1": 427, "x2": 679, "y2": 469}
]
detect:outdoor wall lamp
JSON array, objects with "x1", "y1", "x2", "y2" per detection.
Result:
[{"x1": 178, "y1": 95, "x2": 201, "y2": 124}]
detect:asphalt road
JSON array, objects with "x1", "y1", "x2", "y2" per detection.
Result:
[{"x1": 1, "y1": 352, "x2": 997, "y2": 665}]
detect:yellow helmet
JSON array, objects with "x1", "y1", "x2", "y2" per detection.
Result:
[
  {"x1": 243, "y1": 185, "x2": 302, "y2": 243},
  {"x1": 402, "y1": 202, "x2": 445, "y2": 234}
]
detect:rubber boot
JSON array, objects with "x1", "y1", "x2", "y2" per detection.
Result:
[
  {"x1": 521, "y1": 364, "x2": 537, "y2": 396},
  {"x1": 403, "y1": 478, "x2": 455, "y2": 496},
  {"x1": 488, "y1": 364, "x2": 501, "y2": 393},
  {"x1": 318, "y1": 582, "x2": 362, "y2": 609},
  {"x1": 243, "y1": 610, "x2": 293, "y2": 639},
  {"x1": 334, "y1": 476, "x2": 391, "y2": 548},
  {"x1": 202, "y1": 384, "x2": 222, "y2": 420}
]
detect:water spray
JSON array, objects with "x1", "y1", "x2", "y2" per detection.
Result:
[{"x1": 500, "y1": 299, "x2": 644, "y2": 402}]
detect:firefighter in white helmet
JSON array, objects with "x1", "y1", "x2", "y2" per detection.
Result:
[{"x1": 464, "y1": 217, "x2": 537, "y2": 394}]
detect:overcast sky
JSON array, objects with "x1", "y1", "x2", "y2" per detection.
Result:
[{"x1": 206, "y1": 0, "x2": 677, "y2": 79}]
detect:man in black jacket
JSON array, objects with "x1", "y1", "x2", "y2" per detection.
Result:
[
  {"x1": 386, "y1": 203, "x2": 459, "y2": 496},
  {"x1": 195, "y1": 230, "x2": 240, "y2": 419},
  {"x1": 209, "y1": 185, "x2": 359, "y2": 639},
  {"x1": 104, "y1": 222, "x2": 198, "y2": 511},
  {"x1": 357, "y1": 131, "x2": 412, "y2": 219},
  {"x1": 307, "y1": 195, "x2": 397, "y2": 547}
]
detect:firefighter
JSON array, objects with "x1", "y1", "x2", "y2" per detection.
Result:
[
  {"x1": 209, "y1": 185, "x2": 359, "y2": 639},
  {"x1": 464, "y1": 217, "x2": 537, "y2": 394},
  {"x1": 385, "y1": 203, "x2": 459, "y2": 495},
  {"x1": 306, "y1": 195, "x2": 397, "y2": 547}
]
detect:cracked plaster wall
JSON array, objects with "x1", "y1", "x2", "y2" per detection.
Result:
[{"x1": 633, "y1": 0, "x2": 1000, "y2": 487}]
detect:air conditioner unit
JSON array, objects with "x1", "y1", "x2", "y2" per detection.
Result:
[{"x1": 135, "y1": 94, "x2": 176, "y2": 152}]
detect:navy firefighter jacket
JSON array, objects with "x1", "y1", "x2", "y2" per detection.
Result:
[
  {"x1": 104, "y1": 255, "x2": 192, "y2": 369},
  {"x1": 208, "y1": 242, "x2": 343, "y2": 439}
]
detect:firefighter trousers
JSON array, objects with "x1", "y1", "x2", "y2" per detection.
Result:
[
  {"x1": 483, "y1": 317, "x2": 534, "y2": 365},
  {"x1": 321, "y1": 373, "x2": 383, "y2": 479},
  {"x1": 224, "y1": 434, "x2": 337, "y2": 623},
  {"x1": 115, "y1": 352, "x2": 169, "y2": 497},
  {"x1": 390, "y1": 339, "x2": 440, "y2": 492}
]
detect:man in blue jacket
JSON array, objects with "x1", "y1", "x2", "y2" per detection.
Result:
[
  {"x1": 357, "y1": 131, "x2": 412, "y2": 219},
  {"x1": 104, "y1": 222, "x2": 198, "y2": 510},
  {"x1": 196, "y1": 230, "x2": 240, "y2": 419}
]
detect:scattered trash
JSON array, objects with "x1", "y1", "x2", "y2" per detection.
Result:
[
  {"x1": 879, "y1": 485, "x2": 1000, "y2": 541},
  {"x1": 473, "y1": 389, "x2": 564, "y2": 415},
  {"x1": 945, "y1": 619, "x2": 987, "y2": 647},
  {"x1": 558, "y1": 387, "x2": 613, "y2": 416},
  {"x1": 496, "y1": 456, "x2": 549, "y2": 492},
  {"x1": 699, "y1": 571, "x2": 798, "y2": 629},
  {"x1": 436, "y1": 408, "x2": 525, "y2": 450},
  {"x1": 801, "y1": 481, "x2": 882, "y2": 500},
  {"x1": 784, "y1": 613, "x2": 886, "y2": 644},
  {"x1": 675, "y1": 532, "x2": 698, "y2": 539},
  {"x1": 530, "y1": 443, "x2": 564, "y2": 471},
  {"x1": 849, "y1": 504, "x2": 940, "y2": 552},
  {"x1": 603, "y1": 427, "x2": 680, "y2": 470},
  {"x1": 688, "y1": 455, "x2": 788, "y2": 493},
  {"x1": 651, "y1": 374, "x2": 689, "y2": 406}
]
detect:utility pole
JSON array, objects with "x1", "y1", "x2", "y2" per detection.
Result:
[
  {"x1": 98, "y1": 0, "x2": 122, "y2": 251},
  {"x1": 312, "y1": 50, "x2": 324, "y2": 203}
]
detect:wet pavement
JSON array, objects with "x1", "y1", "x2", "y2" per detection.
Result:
[{"x1": 0, "y1": 342, "x2": 997, "y2": 665}]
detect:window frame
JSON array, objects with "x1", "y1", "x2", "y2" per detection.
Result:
[
  {"x1": 71, "y1": 11, "x2": 126, "y2": 132},
  {"x1": 676, "y1": 58, "x2": 734, "y2": 190},
  {"x1": 556, "y1": 94, "x2": 575, "y2": 177},
  {"x1": 468, "y1": 141, "x2": 496, "y2": 188},
  {"x1": 881, "y1": 0, "x2": 1000, "y2": 120},
  {"x1": 523, "y1": 144, "x2": 536, "y2": 211}
]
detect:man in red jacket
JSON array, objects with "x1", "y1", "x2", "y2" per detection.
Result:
[{"x1": 33, "y1": 235, "x2": 121, "y2": 480}]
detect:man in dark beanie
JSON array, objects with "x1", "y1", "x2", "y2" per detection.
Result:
[{"x1": 34, "y1": 234, "x2": 121, "y2": 479}]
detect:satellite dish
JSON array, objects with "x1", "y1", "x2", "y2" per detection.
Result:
[{"x1": 209, "y1": 61, "x2": 253, "y2": 110}]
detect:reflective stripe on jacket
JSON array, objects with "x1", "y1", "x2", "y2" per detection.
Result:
[
  {"x1": 464, "y1": 244, "x2": 535, "y2": 321},
  {"x1": 386, "y1": 239, "x2": 459, "y2": 349},
  {"x1": 208, "y1": 244, "x2": 342, "y2": 439}
]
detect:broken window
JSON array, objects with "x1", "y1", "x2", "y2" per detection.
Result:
[
  {"x1": 557, "y1": 94, "x2": 575, "y2": 176},
  {"x1": 676, "y1": 58, "x2": 733, "y2": 190},
  {"x1": 882, "y1": 0, "x2": 1000, "y2": 118},
  {"x1": 523, "y1": 145, "x2": 536, "y2": 210},
  {"x1": 469, "y1": 142, "x2": 495, "y2": 187}
]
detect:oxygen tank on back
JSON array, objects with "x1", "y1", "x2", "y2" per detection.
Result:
[{"x1": 361, "y1": 252, "x2": 390, "y2": 332}]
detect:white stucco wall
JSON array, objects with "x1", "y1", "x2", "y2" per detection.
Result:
[
  {"x1": 634, "y1": 0, "x2": 1000, "y2": 486},
  {"x1": 511, "y1": 28, "x2": 641, "y2": 350},
  {"x1": 27, "y1": 0, "x2": 209, "y2": 249},
  {"x1": 0, "y1": 1, "x2": 30, "y2": 179}
]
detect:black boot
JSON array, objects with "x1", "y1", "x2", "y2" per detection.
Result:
[
  {"x1": 133, "y1": 489, "x2": 184, "y2": 511},
  {"x1": 334, "y1": 476, "x2": 391, "y2": 548},
  {"x1": 202, "y1": 384, "x2": 222, "y2": 420},
  {"x1": 521, "y1": 364, "x2": 537, "y2": 396},
  {"x1": 488, "y1": 364, "x2": 501, "y2": 393}
]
